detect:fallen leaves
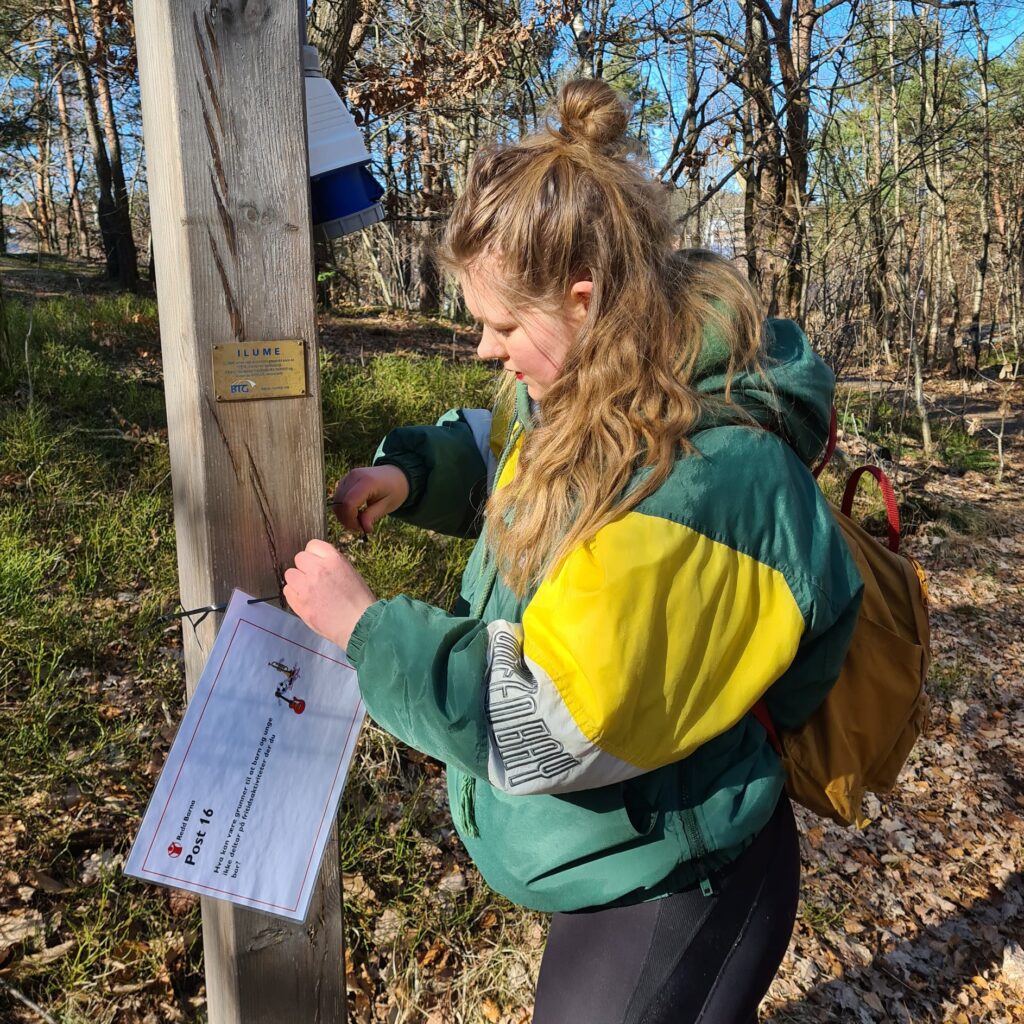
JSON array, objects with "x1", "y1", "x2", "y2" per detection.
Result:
[
  {"x1": 760, "y1": 454, "x2": 1024, "y2": 1022},
  {"x1": 371, "y1": 907, "x2": 404, "y2": 947},
  {"x1": 1002, "y1": 942, "x2": 1024, "y2": 997},
  {"x1": 22, "y1": 870, "x2": 69, "y2": 895},
  {"x1": 0, "y1": 910, "x2": 45, "y2": 955}
]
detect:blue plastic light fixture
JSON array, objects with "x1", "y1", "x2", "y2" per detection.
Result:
[{"x1": 304, "y1": 45, "x2": 384, "y2": 239}]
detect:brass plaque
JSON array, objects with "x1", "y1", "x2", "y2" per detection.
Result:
[{"x1": 213, "y1": 339, "x2": 307, "y2": 402}]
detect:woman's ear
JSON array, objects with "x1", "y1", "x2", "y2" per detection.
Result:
[{"x1": 567, "y1": 278, "x2": 593, "y2": 325}]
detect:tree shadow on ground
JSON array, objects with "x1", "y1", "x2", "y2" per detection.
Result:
[
  {"x1": 0, "y1": 253, "x2": 128, "y2": 301},
  {"x1": 320, "y1": 310, "x2": 480, "y2": 363},
  {"x1": 764, "y1": 871, "x2": 1023, "y2": 1023}
]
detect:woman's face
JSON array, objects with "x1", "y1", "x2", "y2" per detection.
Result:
[{"x1": 461, "y1": 262, "x2": 591, "y2": 400}]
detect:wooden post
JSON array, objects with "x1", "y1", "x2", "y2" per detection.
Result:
[{"x1": 133, "y1": 2, "x2": 346, "y2": 1020}]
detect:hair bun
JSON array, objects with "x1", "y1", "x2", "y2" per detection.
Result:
[{"x1": 555, "y1": 79, "x2": 630, "y2": 151}]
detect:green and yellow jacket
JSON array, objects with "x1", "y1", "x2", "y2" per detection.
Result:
[{"x1": 347, "y1": 319, "x2": 863, "y2": 912}]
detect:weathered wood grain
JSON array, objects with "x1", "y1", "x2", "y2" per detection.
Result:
[{"x1": 133, "y1": 1, "x2": 346, "y2": 1019}]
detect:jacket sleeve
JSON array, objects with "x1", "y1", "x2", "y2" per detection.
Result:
[
  {"x1": 372, "y1": 408, "x2": 495, "y2": 537},
  {"x1": 346, "y1": 503, "x2": 860, "y2": 796}
]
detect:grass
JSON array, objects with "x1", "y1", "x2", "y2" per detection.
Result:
[
  {"x1": 800, "y1": 896, "x2": 853, "y2": 935},
  {"x1": 0, "y1": 291, "x2": 523, "y2": 1023},
  {"x1": 935, "y1": 423, "x2": 998, "y2": 475},
  {"x1": 835, "y1": 384, "x2": 1000, "y2": 479},
  {"x1": 927, "y1": 656, "x2": 981, "y2": 701},
  {"x1": 827, "y1": 384, "x2": 1006, "y2": 546},
  {"x1": 0, "y1": 301, "x2": 200, "y2": 1018}
]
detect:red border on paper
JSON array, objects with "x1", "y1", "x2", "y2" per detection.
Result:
[{"x1": 138, "y1": 616, "x2": 362, "y2": 912}]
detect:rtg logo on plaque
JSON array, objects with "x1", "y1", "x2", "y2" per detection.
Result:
[{"x1": 213, "y1": 339, "x2": 307, "y2": 402}]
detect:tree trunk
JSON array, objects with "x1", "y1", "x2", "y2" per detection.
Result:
[
  {"x1": 681, "y1": 0, "x2": 701, "y2": 246},
  {"x1": 307, "y1": 0, "x2": 370, "y2": 87},
  {"x1": 89, "y1": 0, "x2": 139, "y2": 288},
  {"x1": 54, "y1": 62, "x2": 91, "y2": 256},
  {"x1": 936, "y1": 188, "x2": 961, "y2": 367},
  {"x1": 888, "y1": 0, "x2": 910, "y2": 356},
  {"x1": 740, "y1": 0, "x2": 818, "y2": 319},
  {"x1": 865, "y1": 9, "x2": 892, "y2": 365},
  {"x1": 63, "y1": 0, "x2": 137, "y2": 288},
  {"x1": 32, "y1": 79, "x2": 55, "y2": 253},
  {"x1": 911, "y1": 329, "x2": 932, "y2": 455},
  {"x1": 780, "y1": 0, "x2": 816, "y2": 320},
  {"x1": 740, "y1": 0, "x2": 769, "y2": 296},
  {"x1": 417, "y1": 117, "x2": 440, "y2": 313},
  {"x1": 966, "y1": 5, "x2": 992, "y2": 371}
]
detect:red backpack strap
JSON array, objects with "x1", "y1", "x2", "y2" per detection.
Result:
[
  {"x1": 812, "y1": 407, "x2": 838, "y2": 479},
  {"x1": 752, "y1": 698, "x2": 782, "y2": 756},
  {"x1": 841, "y1": 465, "x2": 901, "y2": 554}
]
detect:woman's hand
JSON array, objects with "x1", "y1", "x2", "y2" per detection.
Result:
[
  {"x1": 331, "y1": 465, "x2": 410, "y2": 534},
  {"x1": 283, "y1": 539, "x2": 376, "y2": 651}
]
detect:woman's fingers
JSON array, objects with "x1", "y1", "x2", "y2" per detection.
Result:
[
  {"x1": 332, "y1": 471, "x2": 375, "y2": 531},
  {"x1": 303, "y1": 538, "x2": 341, "y2": 562},
  {"x1": 357, "y1": 496, "x2": 392, "y2": 534},
  {"x1": 331, "y1": 466, "x2": 410, "y2": 534},
  {"x1": 283, "y1": 539, "x2": 375, "y2": 650}
]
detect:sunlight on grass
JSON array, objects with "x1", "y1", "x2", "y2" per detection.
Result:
[{"x1": 0, "y1": 293, "x2": 518, "y2": 1022}]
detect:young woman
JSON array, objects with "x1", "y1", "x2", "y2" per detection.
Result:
[{"x1": 284, "y1": 78, "x2": 862, "y2": 1024}]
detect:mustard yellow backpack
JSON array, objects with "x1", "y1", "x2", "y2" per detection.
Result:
[{"x1": 755, "y1": 416, "x2": 931, "y2": 827}]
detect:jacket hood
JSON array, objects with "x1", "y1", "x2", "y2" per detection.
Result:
[{"x1": 693, "y1": 317, "x2": 834, "y2": 467}]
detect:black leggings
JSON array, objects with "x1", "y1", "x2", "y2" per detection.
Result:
[{"x1": 533, "y1": 796, "x2": 800, "y2": 1024}]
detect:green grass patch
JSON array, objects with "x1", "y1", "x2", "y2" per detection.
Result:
[
  {"x1": 836, "y1": 388, "x2": 921, "y2": 445},
  {"x1": 321, "y1": 348, "x2": 496, "y2": 469},
  {"x1": 2, "y1": 290, "x2": 159, "y2": 394},
  {"x1": 935, "y1": 423, "x2": 997, "y2": 475},
  {"x1": 835, "y1": 384, "x2": 1003, "y2": 482},
  {"x1": 800, "y1": 895, "x2": 853, "y2": 934},
  {"x1": 1, "y1": 292, "x2": 513, "y2": 1022},
  {"x1": 928, "y1": 656, "x2": 980, "y2": 700}
]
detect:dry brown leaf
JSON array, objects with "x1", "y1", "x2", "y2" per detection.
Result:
[
  {"x1": 14, "y1": 939, "x2": 76, "y2": 973},
  {"x1": 167, "y1": 890, "x2": 197, "y2": 916},
  {"x1": 24, "y1": 869, "x2": 69, "y2": 894},
  {"x1": 805, "y1": 826, "x2": 824, "y2": 849},
  {"x1": 0, "y1": 910, "x2": 45, "y2": 954},
  {"x1": 419, "y1": 939, "x2": 445, "y2": 967},
  {"x1": 343, "y1": 872, "x2": 376, "y2": 902},
  {"x1": 372, "y1": 908, "x2": 402, "y2": 946},
  {"x1": 863, "y1": 990, "x2": 884, "y2": 1012},
  {"x1": 1002, "y1": 942, "x2": 1024, "y2": 996}
]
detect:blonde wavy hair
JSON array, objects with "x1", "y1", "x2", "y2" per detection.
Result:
[{"x1": 441, "y1": 78, "x2": 768, "y2": 595}]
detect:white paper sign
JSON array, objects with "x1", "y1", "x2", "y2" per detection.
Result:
[{"x1": 125, "y1": 590, "x2": 365, "y2": 921}]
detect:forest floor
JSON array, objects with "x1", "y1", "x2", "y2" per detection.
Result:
[
  {"x1": 0, "y1": 253, "x2": 117, "y2": 300},
  {"x1": 1, "y1": 280, "x2": 1022, "y2": 1023}
]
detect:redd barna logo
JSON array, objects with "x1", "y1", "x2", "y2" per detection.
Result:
[{"x1": 167, "y1": 799, "x2": 214, "y2": 865}]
